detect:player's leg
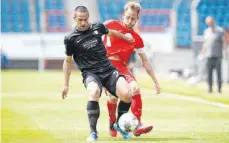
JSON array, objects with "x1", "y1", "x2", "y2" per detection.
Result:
[
  {"x1": 104, "y1": 70, "x2": 132, "y2": 139},
  {"x1": 83, "y1": 74, "x2": 102, "y2": 141},
  {"x1": 106, "y1": 90, "x2": 118, "y2": 123},
  {"x1": 129, "y1": 81, "x2": 142, "y2": 119},
  {"x1": 117, "y1": 67, "x2": 143, "y2": 124},
  {"x1": 215, "y1": 58, "x2": 222, "y2": 93},
  {"x1": 128, "y1": 78, "x2": 153, "y2": 136},
  {"x1": 114, "y1": 76, "x2": 133, "y2": 139},
  {"x1": 115, "y1": 76, "x2": 132, "y2": 122},
  {"x1": 105, "y1": 89, "x2": 118, "y2": 137},
  {"x1": 106, "y1": 60, "x2": 123, "y2": 126},
  {"x1": 207, "y1": 58, "x2": 214, "y2": 93}
]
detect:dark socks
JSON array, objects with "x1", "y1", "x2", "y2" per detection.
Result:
[
  {"x1": 117, "y1": 100, "x2": 131, "y2": 122},
  {"x1": 87, "y1": 101, "x2": 100, "y2": 133}
]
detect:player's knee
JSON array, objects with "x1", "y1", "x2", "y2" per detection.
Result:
[
  {"x1": 121, "y1": 95, "x2": 132, "y2": 103},
  {"x1": 119, "y1": 89, "x2": 132, "y2": 103},
  {"x1": 130, "y1": 82, "x2": 140, "y2": 94},
  {"x1": 132, "y1": 85, "x2": 140, "y2": 94},
  {"x1": 109, "y1": 95, "x2": 118, "y2": 104},
  {"x1": 88, "y1": 88, "x2": 100, "y2": 101},
  {"x1": 87, "y1": 82, "x2": 101, "y2": 101}
]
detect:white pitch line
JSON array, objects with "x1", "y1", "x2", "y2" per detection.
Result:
[
  {"x1": 141, "y1": 88, "x2": 229, "y2": 109},
  {"x1": 1, "y1": 89, "x2": 229, "y2": 109}
]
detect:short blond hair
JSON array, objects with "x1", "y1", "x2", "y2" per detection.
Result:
[{"x1": 124, "y1": 1, "x2": 141, "y2": 15}]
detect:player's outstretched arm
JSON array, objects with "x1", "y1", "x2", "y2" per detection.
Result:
[
  {"x1": 223, "y1": 32, "x2": 228, "y2": 60},
  {"x1": 62, "y1": 56, "x2": 72, "y2": 99},
  {"x1": 108, "y1": 29, "x2": 135, "y2": 43},
  {"x1": 138, "y1": 52, "x2": 160, "y2": 94}
]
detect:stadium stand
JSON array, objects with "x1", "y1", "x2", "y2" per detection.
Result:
[
  {"x1": 1, "y1": 0, "x2": 67, "y2": 32},
  {"x1": 197, "y1": 0, "x2": 229, "y2": 35},
  {"x1": 97, "y1": 0, "x2": 192, "y2": 47},
  {"x1": 1, "y1": 0, "x2": 31, "y2": 32},
  {"x1": 1, "y1": 0, "x2": 228, "y2": 46},
  {"x1": 176, "y1": 0, "x2": 191, "y2": 47},
  {"x1": 97, "y1": 0, "x2": 229, "y2": 47}
]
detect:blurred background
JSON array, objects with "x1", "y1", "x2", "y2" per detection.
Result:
[
  {"x1": 1, "y1": 1, "x2": 229, "y2": 143},
  {"x1": 1, "y1": 0, "x2": 229, "y2": 83}
]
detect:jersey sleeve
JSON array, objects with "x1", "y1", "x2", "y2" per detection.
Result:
[
  {"x1": 64, "y1": 35, "x2": 74, "y2": 56},
  {"x1": 203, "y1": 29, "x2": 208, "y2": 43},
  {"x1": 104, "y1": 20, "x2": 116, "y2": 28},
  {"x1": 97, "y1": 23, "x2": 109, "y2": 34},
  {"x1": 134, "y1": 33, "x2": 144, "y2": 49},
  {"x1": 218, "y1": 27, "x2": 225, "y2": 40}
]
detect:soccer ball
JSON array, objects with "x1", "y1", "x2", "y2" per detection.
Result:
[{"x1": 118, "y1": 113, "x2": 139, "y2": 133}]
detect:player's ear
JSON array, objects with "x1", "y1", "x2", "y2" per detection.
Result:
[
  {"x1": 73, "y1": 12, "x2": 77, "y2": 20},
  {"x1": 122, "y1": 12, "x2": 125, "y2": 17},
  {"x1": 120, "y1": 12, "x2": 124, "y2": 21}
]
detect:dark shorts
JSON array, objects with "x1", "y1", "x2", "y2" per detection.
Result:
[{"x1": 82, "y1": 69, "x2": 123, "y2": 96}]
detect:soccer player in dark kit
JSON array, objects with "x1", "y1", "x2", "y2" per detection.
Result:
[{"x1": 61, "y1": 6, "x2": 135, "y2": 141}]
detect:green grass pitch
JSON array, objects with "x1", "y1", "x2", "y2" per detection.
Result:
[{"x1": 1, "y1": 70, "x2": 229, "y2": 143}]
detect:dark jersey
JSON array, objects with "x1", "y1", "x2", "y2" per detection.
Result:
[{"x1": 64, "y1": 23, "x2": 115, "y2": 73}]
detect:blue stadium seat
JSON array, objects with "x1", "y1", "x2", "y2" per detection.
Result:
[
  {"x1": 57, "y1": 16, "x2": 66, "y2": 26},
  {"x1": 44, "y1": 0, "x2": 67, "y2": 32},
  {"x1": 1, "y1": 0, "x2": 31, "y2": 32},
  {"x1": 56, "y1": 0, "x2": 64, "y2": 9},
  {"x1": 176, "y1": 0, "x2": 191, "y2": 47},
  {"x1": 97, "y1": 0, "x2": 175, "y2": 21},
  {"x1": 197, "y1": 0, "x2": 229, "y2": 35}
]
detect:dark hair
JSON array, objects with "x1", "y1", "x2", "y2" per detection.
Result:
[{"x1": 75, "y1": 6, "x2": 89, "y2": 13}]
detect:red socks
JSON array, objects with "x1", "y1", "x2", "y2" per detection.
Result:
[
  {"x1": 107, "y1": 94, "x2": 142, "y2": 123},
  {"x1": 131, "y1": 94, "x2": 142, "y2": 123},
  {"x1": 107, "y1": 101, "x2": 117, "y2": 123}
]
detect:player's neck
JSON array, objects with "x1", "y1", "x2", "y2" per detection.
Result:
[
  {"x1": 122, "y1": 22, "x2": 132, "y2": 31},
  {"x1": 75, "y1": 25, "x2": 90, "y2": 32}
]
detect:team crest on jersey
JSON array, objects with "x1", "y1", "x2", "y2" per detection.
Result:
[{"x1": 93, "y1": 31, "x2": 99, "y2": 35}]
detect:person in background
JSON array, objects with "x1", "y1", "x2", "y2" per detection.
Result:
[
  {"x1": 201, "y1": 16, "x2": 228, "y2": 93},
  {"x1": 1, "y1": 49, "x2": 9, "y2": 69}
]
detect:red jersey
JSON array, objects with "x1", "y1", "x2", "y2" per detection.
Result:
[{"x1": 103, "y1": 20, "x2": 144, "y2": 63}]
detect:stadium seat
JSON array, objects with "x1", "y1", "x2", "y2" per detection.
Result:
[
  {"x1": 97, "y1": 0, "x2": 174, "y2": 21},
  {"x1": 176, "y1": 0, "x2": 191, "y2": 47},
  {"x1": 1, "y1": 0, "x2": 66, "y2": 33},
  {"x1": 197, "y1": 0, "x2": 229, "y2": 35},
  {"x1": 1, "y1": 0, "x2": 31, "y2": 32},
  {"x1": 97, "y1": 0, "x2": 191, "y2": 47},
  {"x1": 45, "y1": 0, "x2": 67, "y2": 32}
]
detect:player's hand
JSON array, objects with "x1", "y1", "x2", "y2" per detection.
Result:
[
  {"x1": 124, "y1": 33, "x2": 135, "y2": 43},
  {"x1": 62, "y1": 85, "x2": 69, "y2": 99},
  {"x1": 225, "y1": 52, "x2": 228, "y2": 60},
  {"x1": 197, "y1": 54, "x2": 205, "y2": 61},
  {"x1": 154, "y1": 81, "x2": 160, "y2": 94}
]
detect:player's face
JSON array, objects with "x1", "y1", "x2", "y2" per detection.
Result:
[
  {"x1": 74, "y1": 12, "x2": 89, "y2": 31},
  {"x1": 123, "y1": 9, "x2": 138, "y2": 29},
  {"x1": 205, "y1": 16, "x2": 215, "y2": 28}
]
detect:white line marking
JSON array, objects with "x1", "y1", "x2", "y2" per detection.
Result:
[
  {"x1": 141, "y1": 88, "x2": 229, "y2": 109},
  {"x1": 1, "y1": 89, "x2": 229, "y2": 109}
]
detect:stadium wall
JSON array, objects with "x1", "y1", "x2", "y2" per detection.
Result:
[{"x1": 1, "y1": 33, "x2": 228, "y2": 82}]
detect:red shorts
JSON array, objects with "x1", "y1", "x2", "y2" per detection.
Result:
[{"x1": 110, "y1": 60, "x2": 136, "y2": 83}]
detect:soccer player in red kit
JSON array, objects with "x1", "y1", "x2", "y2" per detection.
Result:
[{"x1": 103, "y1": 1, "x2": 161, "y2": 138}]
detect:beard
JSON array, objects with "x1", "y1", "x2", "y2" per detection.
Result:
[
  {"x1": 123, "y1": 22, "x2": 134, "y2": 29},
  {"x1": 77, "y1": 25, "x2": 89, "y2": 31},
  {"x1": 126, "y1": 24, "x2": 134, "y2": 29}
]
